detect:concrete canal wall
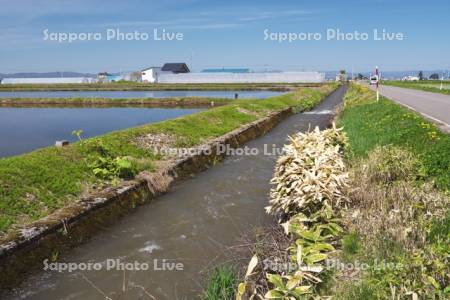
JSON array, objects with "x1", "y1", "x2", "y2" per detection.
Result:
[{"x1": 0, "y1": 106, "x2": 294, "y2": 289}]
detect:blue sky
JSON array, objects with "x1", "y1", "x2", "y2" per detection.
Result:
[{"x1": 0, "y1": 0, "x2": 449, "y2": 73}]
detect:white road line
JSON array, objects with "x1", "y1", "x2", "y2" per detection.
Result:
[
  {"x1": 381, "y1": 86, "x2": 450, "y2": 105},
  {"x1": 391, "y1": 100, "x2": 450, "y2": 130},
  {"x1": 365, "y1": 83, "x2": 450, "y2": 131}
]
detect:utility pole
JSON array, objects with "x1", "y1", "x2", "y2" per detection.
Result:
[{"x1": 375, "y1": 66, "x2": 380, "y2": 101}]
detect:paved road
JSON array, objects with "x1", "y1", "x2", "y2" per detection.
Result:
[{"x1": 369, "y1": 84, "x2": 450, "y2": 131}]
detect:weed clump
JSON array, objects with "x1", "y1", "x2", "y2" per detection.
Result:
[
  {"x1": 362, "y1": 145, "x2": 422, "y2": 184},
  {"x1": 238, "y1": 125, "x2": 349, "y2": 299},
  {"x1": 339, "y1": 145, "x2": 450, "y2": 299},
  {"x1": 266, "y1": 124, "x2": 349, "y2": 217},
  {"x1": 202, "y1": 266, "x2": 237, "y2": 300}
]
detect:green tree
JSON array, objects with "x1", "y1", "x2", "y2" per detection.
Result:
[
  {"x1": 429, "y1": 73, "x2": 439, "y2": 80},
  {"x1": 418, "y1": 71, "x2": 424, "y2": 80}
]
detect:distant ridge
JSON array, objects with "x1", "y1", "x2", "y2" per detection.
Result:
[
  {"x1": 0, "y1": 72, "x2": 97, "y2": 78},
  {"x1": 324, "y1": 70, "x2": 449, "y2": 80}
]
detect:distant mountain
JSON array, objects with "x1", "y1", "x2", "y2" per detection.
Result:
[
  {"x1": 0, "y1": 72, "x2": 97, "y2": 79},
  {"x1": 378, "y1": 70, "x2": 448, "y2": 80}
]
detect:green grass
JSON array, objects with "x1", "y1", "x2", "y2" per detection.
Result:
[
  {"x1": 427, "y1": 210, "x2": 450, "y2": 244},
  {"x1": 334, "y1": 84, "x2": 450, "y2": 299},
  {"x1": 338, "y1": 84, "x2": 450, "y2": 191},
  {"x1": 336, "y1": 281, "x2": 379, "y2": 300},
  {"x1": 342, "y1": 232, "x2": 361, "y2": 256},
  {"x1": 202, "y1": 266, "x2": 237, "y2": 300},
  {"x1": 0, "y1": 84, "x2": 337, "y2": 234},
  {"x1": 383, "y1": 80, "x2": 450, "y2": 95},
  {"x1": 0, "y1": 96, "x2": 233, "y2": 107}
]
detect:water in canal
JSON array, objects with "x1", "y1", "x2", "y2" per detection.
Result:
[
  {"x1": 5, "y1": 86, "x2": 347, "y2": 299},
  {"x1": 0, "y1": 90, "x2": 283, "y2": 99},
  {"x1": 0, "y1": 107, "x2": 203, "y2": 158}
]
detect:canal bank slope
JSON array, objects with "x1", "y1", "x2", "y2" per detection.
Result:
[
  {"x1": 0, "y1": 96, "x2": 232, "y2": 107},
  {"x1": 232, "y1": 84, "x2": 449, "y2": 300},
  {"x1": 330, "y1": 84, "x2": 449, "y2": 299},
  {"x1": 0, "y1": 84, "x2": 338, "y2": 290}
]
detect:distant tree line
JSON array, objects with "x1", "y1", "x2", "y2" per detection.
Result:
[{"x1": 418, "y1": 71, "x2": 443, "y2": 80}]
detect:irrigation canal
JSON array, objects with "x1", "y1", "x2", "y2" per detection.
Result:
[{"x1": 6, "y1": 85, "x2": 347, "y2": 300}]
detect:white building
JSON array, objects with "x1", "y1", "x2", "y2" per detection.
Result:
[
  {"x1": 157, "y1": 71, "x2": 325, "y2": 84},
  {"x1": 142, "y1": 63, "x2": 190, "y2": 83},
  {"x1": 141, "y1": 67, "x2": 162, "y2": 83},
  {"x1": 402, "y1": 76, "x2": 419, "y2": 81}
]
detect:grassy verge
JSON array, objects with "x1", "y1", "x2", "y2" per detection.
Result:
[
  {"x1": 231, "y1": 83, "x2": 448, "y2": 299},
  {"x1": 383, "y1": 80, "x2": 450, "y2": 95},
  {"x1": 339, "y1": 84, "x2": 450, "y2": 190},
  {"x1": 332, "y1": 84, "x2": 450, "y2": 299},
  {"x1": 0, "y1": 82, "x2": 323, "y2": 92},
  {"x1": 202, "y1": 266, "x2": 237, "y2": 300},
  {"x1": 0, "y1": 96, "x2": 232, "y2": 107},
  {"x1": 0, "y1": 84, "x2": 337, "y2": 235}
]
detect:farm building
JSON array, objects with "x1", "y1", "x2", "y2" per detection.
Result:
[
  {"x1": 142, "y1": 63, "x2": 190, "y2": 83},
  {"x1": 161, "y1": 63, "x2": 190, "y2": 73},
  {"x1": 97, "y1": 72, "x2": 124, "y2": 83},
  {"x1": 121, "y1": 71, "x2": 142, "y2": 82},
  {"x1": 96, "y1": 72, "x2": 141, "y2": 82},
  {"x1": 141, "y1": 67, "x2": 163, "y2": 83},
  {"x1": 0, "y1": 77, "x2": 94, "y2": 84}
]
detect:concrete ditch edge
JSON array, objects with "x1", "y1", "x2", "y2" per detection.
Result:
[{"x1": 0, "y1": 106, "x2": 294, "y2": 289}]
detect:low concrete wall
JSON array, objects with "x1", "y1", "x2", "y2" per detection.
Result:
[
  {"x1": 0, "y1": 107, "x2": 294, "y2": 290},
  {"x1": 157, "y1": 72, "x2": 325, "y2": 84}
]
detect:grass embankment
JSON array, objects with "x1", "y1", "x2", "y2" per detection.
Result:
[
  {"x1": 383, "y1": 80, "x2": 450, "y2": 95},
  {"x1": 225, "y1": 83, "x2": 448, "y2": 300},
  {"x1": 0, "y1": 97, "x2": 232, "y2": 107},
  {"x1": 0, "y1": 82, "x2": 322, "y2": 92},
  {"x1": 340, "y1": 84, "x2": 450, "y2": 190},
  {"x1": 0, "y1": 84, "x2": 337, "y2": 235},
  {"x1": 333, "y1": 84, "x2": 449, "y2": 299}
]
